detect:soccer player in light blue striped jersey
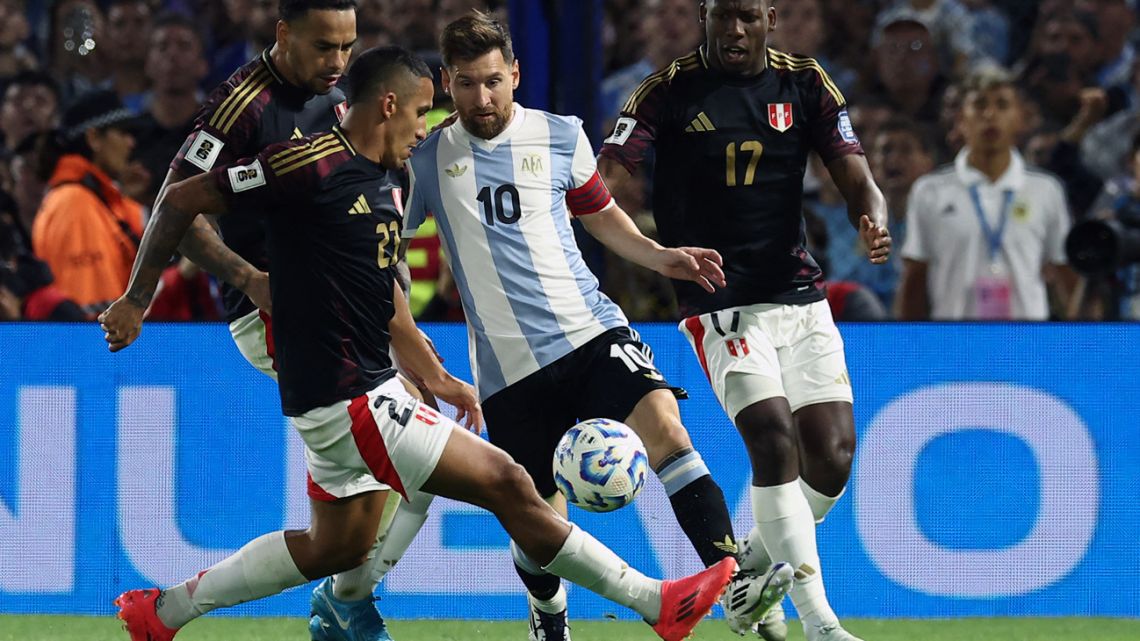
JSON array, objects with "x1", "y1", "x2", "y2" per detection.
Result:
[{"x1": 400, "y1": 12, "x2": 793, "y2": 641}]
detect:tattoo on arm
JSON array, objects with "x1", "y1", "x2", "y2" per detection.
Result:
[
  {"x1": 123, "y1": 176, "x2": 228, "y2": 307},
  {"x1": 178, "y1": 215, "x2": 258, "y2": 289}
]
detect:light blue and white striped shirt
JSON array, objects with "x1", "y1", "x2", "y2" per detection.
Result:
[{"x1": 405, "y1": 105, "x2": 628, "y2": 400}]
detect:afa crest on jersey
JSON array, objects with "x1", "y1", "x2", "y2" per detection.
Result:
[{"x1": 768, "y1": 103, "x2": 793, "y2": 132}]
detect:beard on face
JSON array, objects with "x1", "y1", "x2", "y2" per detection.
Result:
[{"x1": 460, "y1": 104, "x2": 510, "y2": 139}]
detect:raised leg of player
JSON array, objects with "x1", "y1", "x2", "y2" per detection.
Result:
[
  {"x1": 624, "y1": 389, "x2": 739, "y2": 566},
  {"x1": 143, "y1": 490, "x2": 390, "y2": 633},
  {"x1": 422, "y1": 425, "x2": 736, "y2": 641}
]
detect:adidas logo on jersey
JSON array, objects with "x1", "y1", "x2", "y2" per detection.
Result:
[
  {"x1": 348, "y1": 194, "x2": 371, "y2": 215},
  {"x1": 291, "y1": 127, "x2": 304, "y2": 140},
  {"x1": 445, "y1": 163, "x2": 468, "y2": 177},
  {"x1": 684, "y1": 112, "x2": 716, "y2": 133}
]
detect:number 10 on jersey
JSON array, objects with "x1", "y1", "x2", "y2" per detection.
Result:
[{"x1": 478, "y1": 184, "x2": 521, "y2": 225}]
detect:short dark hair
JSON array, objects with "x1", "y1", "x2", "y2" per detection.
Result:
[
  {"x1": 876, "y1": 117, "x2": 932, "y2": 154},
  {"x1": 279, "y1": 0, "x2": 357, "y2": 22},
  {"x1": 345, "y1": 46, "x2": 433, "y2": 105},
  {"x1": 3, "y1": 71, "x2": 61, "y2": 106},
  {"x1": 150, "y1": 11, "x2": 205, "y2": 52},
  {"x1": 440, "y1": 10, "x2": 514, "y2": 67}
]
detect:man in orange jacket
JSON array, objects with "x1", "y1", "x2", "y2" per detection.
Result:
[{"x1": 32, "y1": 90, "x2": 144, "y2": 314}]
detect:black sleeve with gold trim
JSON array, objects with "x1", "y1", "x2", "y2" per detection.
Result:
[{"x1": 172, "y1": 56, "x2": 273, "y2": 176}]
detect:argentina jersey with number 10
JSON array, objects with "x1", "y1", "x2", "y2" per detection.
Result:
[{"x1": 405, "y1": 105, "x2": 627, "y2": 400}]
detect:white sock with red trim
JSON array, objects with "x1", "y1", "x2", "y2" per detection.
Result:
[{"x1": 155, "y1": 531, "x2": 307, "y2": 629}]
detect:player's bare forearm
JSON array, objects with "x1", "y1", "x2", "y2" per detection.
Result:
[
  {"x1": 124, "y1": 175, "x2": 227, "y2": 307},
  {"x1": 179, "y1": 215, "x2": 261, "y2": 291},
  {"x1": 826, "y1": 154, "x2": 888, "y2": 229},
  {"x1": 579, "y1": 204, "x2": 663, "y2": 269},
  {"x1": 388, "y1": 284, "x2": 448, "y2": 388}
]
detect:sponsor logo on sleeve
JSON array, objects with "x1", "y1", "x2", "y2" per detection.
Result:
[
  {"x1": 604, "y1": 116, "x2": 637, "y2": 146},
  {"x1": 227, "y1": 160, "x2": 266, "y2": 192},
  {"x1": 838, "y1": 108, "x2": 858, "y2": 143},
  {"x1": 185, "y1": 131, "x2": 224, "y2": 171}
]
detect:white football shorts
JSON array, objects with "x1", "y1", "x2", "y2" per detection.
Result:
[
  {"x1": 230, "y1": 309, "x2": 449, "y2": 501},
  {"x1": 679, "y1": 299, "x2": 852, "y2": 419}
]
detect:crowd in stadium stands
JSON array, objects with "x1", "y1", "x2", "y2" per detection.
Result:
[{"x1": 1, "y1": 0, "x2": 1138, "y2": 321}]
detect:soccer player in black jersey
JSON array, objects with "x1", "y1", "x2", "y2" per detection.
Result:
[
  {"x1": 599, "y1": 3, "x2": 890, "y2": 641},
  {"x1": 101, "y1": 45, "x2": 737, "y2": 641},
  {"x1": 154, "y1": 3, "x2": 435, "y2": 638}
]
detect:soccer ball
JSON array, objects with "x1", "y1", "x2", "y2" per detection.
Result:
[{"x1": 552, "y1": 418, "x2": 648, "y2": 512}]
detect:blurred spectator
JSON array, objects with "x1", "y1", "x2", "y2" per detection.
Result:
[
  {"x1": 0, "y1": 0, "x2": 37, "y2": 81},
  {"x1": 0, "y1": 189, "x2": 86, "y2": 320},
  {"x1": 0, "y1": 70, "x2": 60, "y2": 151},
  {"x1": 131, "y1": 12, "x2": 208, "y2": 207},
  {"x1": 870, "y1": 17, "x2": 946, "y2": 123},
  {"x1": 768, "y1": 0, "x2": 856, "y2": 95},
  {"x1": 601, "y1": 0, "x2": 702, "y2": 122},
  {"x1": 105, "y1": 0, "x2": 153, "y2": 113},
  {"x1": 846, "y1": 97, "x2": 896, "y2": 155},
  {"x1": 960, "y1": 0, "x2": 1011, "y2": 65},
  {"x1": 45, "y1": 0, "x2": 108, "y2": 105},
  {"x1": 31, "y1": 90, "x2": 143, "y2": 315},
  {"x1": 866, "y1": 117, "x2": 935, "y2": 305},
  {"x1": 1038, "y1": 86, "x2": 1109, "y2": 216},
  {"x1": 7, "y1": 133, "x2": 45, "y2": 232},
  {"x1": 874, "y1": 0, "x2": 983, "y2": 75},
  {"x1": 1077, "y1": 0, "x2": 1136, "y2": 91},
  {"x1": 803, "y1": 205, "x2": 890, "y2": 321},
  {"x1": 604, "y1": 0, "x2": 650, "y2": 74},
  {"x1": 937, "y1": 81, "x2": 964, "y2": 156},
  {"x1": 1081, "y1": 130, "x2": 1140, "y2": 319},
  {"x1": 898, "y1": 67, "x2": 1077, "y2": 320},
  {"x1": 207, "y1": 0, "x2": 276, "y2": 89},
  {"x1": 1019, "y1": 9, "x2": 1100, "y2": 125},
  {"x1": 355, "y1": 0, "x2": 394, "y2": 49},
  {"x1": 1081, "y1": 60, "x2": 1140, "y2": 180}
]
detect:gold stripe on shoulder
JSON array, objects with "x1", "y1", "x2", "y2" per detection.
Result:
[
  {"x1": 622, "y1": 52, "x2": 701, "y2": 114},
  {"x1": 275, "y1": 143, "x2": 346, "y2": 176},
  {"x1": 332, "y1": 126, "x2": 356, "y2": 155},
  {"x1": 209, "y1": 66, "x2": 270, "y2": 130},
  {"x1": 768, "y1": 49, "x2": 845, "y2": 105},
  {"x1": 268, "y1": 135, "x2": 339, "y2": 170},
  {"x1": 217, "y1": 74, "x2": 274, "y2": 134}
]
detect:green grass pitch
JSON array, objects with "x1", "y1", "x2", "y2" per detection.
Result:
[{"x1": 1, "y1": 616, "x2": 1138, "y2": 641}]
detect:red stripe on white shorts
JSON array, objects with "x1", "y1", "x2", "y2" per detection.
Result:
[
  {"x1": 347, "y1": 394, "x2": 408, "y2": 499},
  {"x1": 683, "y1": 315, "x2": 711, "y2": 381}
]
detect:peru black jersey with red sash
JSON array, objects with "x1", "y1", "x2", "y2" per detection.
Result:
[
  {"x1": 212, "y1": 128, "x2": 402, "y2": 416},
  {"x1": 600, "y1": 47, "x2": 864, "y2": 316},
  {"x1": 172, "y1": 49, "x2": 347, "y2": 321}
]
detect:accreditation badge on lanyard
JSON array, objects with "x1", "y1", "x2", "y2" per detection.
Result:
[{"x1": 970, "y1": 185, "x2": 1014, "y2": 320}]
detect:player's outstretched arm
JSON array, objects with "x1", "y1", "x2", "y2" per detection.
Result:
[
  {"x1": 152, "y1": 168, "x2": 271, "y2": 313},
  {"x1": 99, "y1": 174, "x2": 228, "y2": 351},
  {"x1": 578, "y1": 202, "x2": 726, "y2": 293},
  {"x1": 388, "y1": 284, "x2": 483, "y2": 433},
  {"x1": 826, "y1": 154, "x2": 892, "y2": 265}
]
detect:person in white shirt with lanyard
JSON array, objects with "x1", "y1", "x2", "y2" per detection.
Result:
[{"x1": 897, "y1": 66, "x2": 1080, "y2": 320}]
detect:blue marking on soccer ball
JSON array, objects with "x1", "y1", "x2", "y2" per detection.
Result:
[{"x1": 552, "y1": 418, "x2": 648, "y2": 513}]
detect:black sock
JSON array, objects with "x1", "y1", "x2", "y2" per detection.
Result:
[
  {"x1": 666, "y1": 474, "x2": 739, "y2": 567},
  {"x1": 514, "y1": 562, "x2": 562, "y2": 601}
]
